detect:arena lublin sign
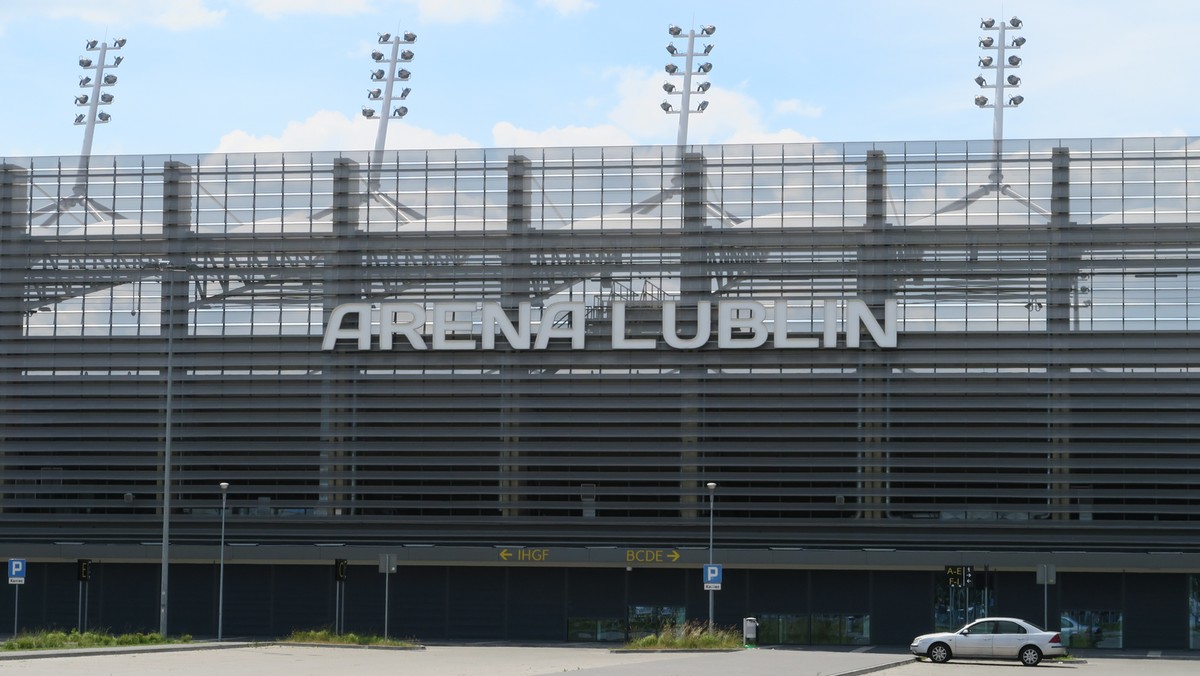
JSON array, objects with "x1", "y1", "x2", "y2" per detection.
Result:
[{"x1": 322, "y1": 299, "x2": 897, "y2": 351}]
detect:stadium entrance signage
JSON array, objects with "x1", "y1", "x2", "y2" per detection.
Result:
[{"x1": 322, "y1": 298, "x2": 897, "y2": 351}]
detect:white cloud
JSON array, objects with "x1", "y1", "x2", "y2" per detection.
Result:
[
  {"x1": 245, "y1": 0, "x2": 371, "y2": 18},
  {"x1": 491, "y1": 121, "x2": 636, "y2": 148},
  {"x1": 212, "y1": 110, "x2": 479, "y2": 154},
  {"x1": 773, "y1": 99, "x2": 823, "y2": 118},
  {"x1": 411, "y1": 0, "x2": 507, "y2": 23},
  {"x1": 41, "y1": 0, "x2": 226, "y2": 31},
  {"x1": 536, "y1": 0, "x2": 596, "y2": 15}
]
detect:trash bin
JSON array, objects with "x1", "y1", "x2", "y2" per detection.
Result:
[{"x1": 743, "y1": 616, "x2": 758, "y2": 646}]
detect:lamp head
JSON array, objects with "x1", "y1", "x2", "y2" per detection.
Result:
[
  {"x1": 1009, "y1": 16, "x2": 1022, "y2": 28},
  {"x1": 696, "y1": 100, "x2": 709, "y2": 112},
  {"x1": 660, "y1": 101, "x2": 672, "y2": 112},
  {"x1": 1011, "y1": 36, "x2": 1026, "y2": 47},
  {"x1": 974, "y1": 95, "x2": 989, "y2": 107},
  {"x1": 701, "y1": 25, "x2": 716, "y2": 36},
  {"x1": 219, "y1": 482, "x2": 229, "y2": 490},
  {"x1": 371, "y1": 50, "x2": 384, "y2": 62},
  {"x1": 378, "y1": 33, "x2": 391, "y2": 43},
  {"x1": 668, "y1": 24, "x2": 682, "y2": 37},
  {"x1": 979, "y1": 36, "x2": 994, "y2": 48},
  {"x1": 980, "y1": 18, "x2": 995, "y2": 29},
  {"x1": 662, "y1": 82, "x2": 676, "y2": 93}
]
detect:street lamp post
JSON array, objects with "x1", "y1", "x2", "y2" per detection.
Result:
[
  {"x1": 218, "y1": 481, "x2": 229, "y2": 641},
  {"x1": 707, "y1": 481, "x2": 716, "y2": 630}
]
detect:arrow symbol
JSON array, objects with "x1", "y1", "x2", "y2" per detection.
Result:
[
  {"x1": 499, "y1": 549, "x2": 512, "y2": 561},
  {"x1": 668, "y1": 550, "x2": 680, "y2": 562}
]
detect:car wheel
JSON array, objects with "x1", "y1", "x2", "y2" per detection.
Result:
[
  {"x1": 928, "y1": 642, "x2": 951, "y2": 663},
  {"x1": 1019, "y1": 645, "x2": 1042, "y2": 666}
]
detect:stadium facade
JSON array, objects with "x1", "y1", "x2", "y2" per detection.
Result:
[{"x1": 1, "y1": 137, "x2": 1199, "y2": 648}]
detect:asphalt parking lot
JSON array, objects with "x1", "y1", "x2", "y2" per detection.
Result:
[{"x1": 0, "y1": 643, "x2": 1197, "y2": 676}]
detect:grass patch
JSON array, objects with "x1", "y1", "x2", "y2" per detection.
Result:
[
  {"x1": 625, "y1": 621, "x2": 744, "y2": 650},
  {"x1": 284, "y1": 628, "x2": 417, "y2": 647},
  {"x1": 2, "y1": 629, "x2": 190, "y2": 651}
]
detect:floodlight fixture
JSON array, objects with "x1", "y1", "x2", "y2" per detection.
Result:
[
  {"x1": 975, "y1": 95, "x2": 989, "y2": 107},
  {"x1": 975, "y1": 75, "x2": 986, "y2": 87},
  {"x1": 1008, "y1": 55, "x2": 1021, "y2": 66},
  {"x1": 100, "y1": 93, "x2": 113, "y2": 103},
  {"x1": 1008, "y1": 95, "x2": 1024, "y2": 106},
  {"x1": 665, "y1": 63, "x2": 678, "y2": 74},
  {"x1": 75, "y1": 94, "x2": 88, "y2": 105},
  {"x1": 371, "y1": 69, "x2": 385, "y2": 80},
  {"x1": 980, "y1": 18, "x2": 995, "y2": 29},
  {"x1": 103, "y1": 74, "x2": 117, "y2": 85},
  {"x1": 399, "y1": 87, "x2": 411, "y2": 99},
  {"x1": 400, "y1": 50, "x2": 414, "y2": 61},
  {"x1": 79, "y1": 57, "x2": 93, "y2": 68},
  {"x1": 1007, "y1": 74, "x2": 1020, "y2": 86},
  {"x1": 701, "y1": 25, "x2": 716, "y2": 36},
  {"x1": 697, "y1": 100, "x2": 709, "y2": 112},
  {"x1": 666, "y1": 44, "x2": 678, "y2": 55},
  {"x1": 392, "y1": 106, "x2": 407, "y2": 118},
  {"x1": 702, "y1": 43, "x2": 714, "y2": 55},
  {"x1": 696, "y1": 81, "x2": 711, "y2": 93},
  {"x1": 74, "y1": 114, "x2": 85, "y2": 124},
  {"x1": 79, "y1": 76, "x2": 92, "y2": 87},
  {"x1": 663, "y1": 82, "x2": 676, "y2": 93},
  {"x1": 1011, "y1": 36, "x2": 1026, "y2": 47},
  {"x1": 697, "y1": 62, "x2": 712, "y2": 73},
  {"x1": 372, "y1": 50, "x2": 385, "y2": 62},
  {"x1": 113, "y1": 55, "x2": 123, "y2": 66},
  {"x1": 97, "y1": 111, "x2": 110, "y2": 122},
  {"x1": 1009, "y1": 16, "x2": 1022, "y2": 28},
  {"x1": 661, "y1": 100, "x2": 673, "y2": 112},
  {"x1": 668, "y1": 24, "x2": 682, "y2": 37},
  {"x1": 362, "y1": 106, "x2": 376, "y2": 118},
  {"x1": 979, "y1": 36, "x2": 994, "y2": 48},
  {"x1": 979, "y1": 56, "x2": 993, "y2": 67},
  {"x1": 378, "y1": 33, "x2": 391, "y2": 43},
  {"x1": 113, "y1": 38, "x2": 126, "y2": 48},
  {"x1": 403, "y1": 32, "x2": 416, "y2": 43},
  {"x1": 86, "y1": 39, "x2": 99, "y2": 49},
  {"x1": 397, "y1": 68, "x2": 411, "y2": 80},
  {"x1": 368, "y1": 88, "x2": 382, "y2": 99}
]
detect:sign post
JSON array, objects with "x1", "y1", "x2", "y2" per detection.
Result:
[
  {"x1": 379, "y1": 554, "x2": 396, "y2": 638},
  {"x1": 1036, "y1": 564, "x2": 1057, "y2": 628},
  {"x1": 8, "y1": 559, "x2": 26, "y2": 637}
]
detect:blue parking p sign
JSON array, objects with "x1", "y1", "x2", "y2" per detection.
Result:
[
  {"x1": 8, "y1": 559, "x2": 26, "y2": 585},
  {"x1": 703, "y1": 563, "x2": 722, "y2": 590}
]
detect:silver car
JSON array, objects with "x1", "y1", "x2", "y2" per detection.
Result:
[{"x1": 910, "y1": 617, "x2": 1067, "y2": 666}]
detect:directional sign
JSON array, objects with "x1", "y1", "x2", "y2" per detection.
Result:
[
  {"x1": 8, "y1": 559, "x2": 26, "y2": 585},
  {"x1": 703, "y1": 563, "x2": 722, "y2": 590},
  {"x1": 625, "y1": 549, "x2": 681, "y2": 564}
]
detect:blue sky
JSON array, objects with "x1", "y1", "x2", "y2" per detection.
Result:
[{"x1": 0, "y1": 0, "x2": 1196, "y2": 158}]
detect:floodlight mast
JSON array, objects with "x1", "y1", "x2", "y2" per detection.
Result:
[
  {"x1": 975, "y1": 17, "x2": 1025, "y2": 181},
  {"x1": 74, "y1": 38, "x2": 125, "y2": 181},
  {"x1": 365, "y1": 31, "x2": 415, "y2": 176},
  {"x1": 661, "y1": 24, "x2": 715, "y2": 147}
]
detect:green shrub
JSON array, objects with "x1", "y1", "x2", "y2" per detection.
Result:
[{"x1": 624, "y1": 621, "x2": 743, "y2": 650}]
